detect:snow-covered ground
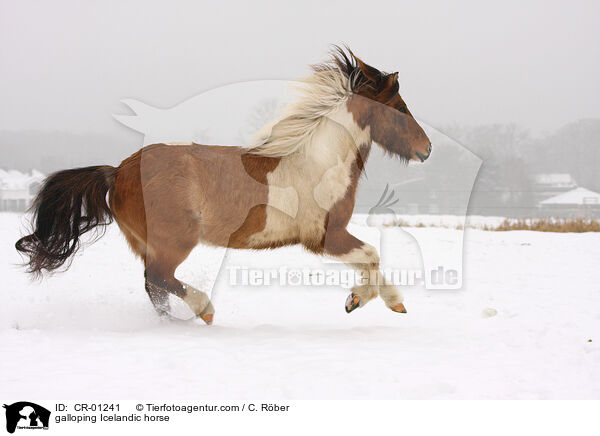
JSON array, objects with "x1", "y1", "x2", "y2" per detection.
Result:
[{"x1": 1, "y1": 212, "x2": 599, "y2": 399}]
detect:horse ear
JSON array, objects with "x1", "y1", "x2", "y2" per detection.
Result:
[
  {"x1": 353, "y1": 55, "x2": 383, "y2": 82},
  {"x1": 382, "y1": 72, "x2": 399, "y2": 90},
  {"x1": 387, "y1": 72, "x2": 399, "y2": 85}
]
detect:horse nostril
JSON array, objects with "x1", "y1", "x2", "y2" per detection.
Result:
[{"x1": 415, "y1": 151, "x2": 427, "y2": 162}]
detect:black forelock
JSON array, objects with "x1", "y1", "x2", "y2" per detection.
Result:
[{"x1": 312, "y1": 45, "x2": 388, "y2": 94}]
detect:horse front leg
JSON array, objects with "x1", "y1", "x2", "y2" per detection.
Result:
[{"x1": 321, "y1": 228, "x2": 406, "y2": 314}]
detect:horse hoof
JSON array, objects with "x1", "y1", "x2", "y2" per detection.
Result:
[
  {"x1": 390, "y1": 302, "x2": 407, "y2": 313},
  {"x1": 345, "y1": 294, "x2": 361, "y2": 313},
  {"x1": 200, "y1": 313, "x2": 214, "y2": 325}
]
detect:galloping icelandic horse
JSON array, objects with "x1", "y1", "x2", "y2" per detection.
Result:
[{"x1": 16, "y1": 47, "x2": 431, "y2": 324}]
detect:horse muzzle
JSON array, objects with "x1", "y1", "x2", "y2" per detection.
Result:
[{"x1": 414, "y1": 143, "x2": 432, "y2": 162}]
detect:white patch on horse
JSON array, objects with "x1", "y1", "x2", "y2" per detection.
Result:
[
  {"x1": 335, "y1": 243, "x2": 380, "y2": 266},
  {"x1": 331, "y1": 244, "x2": 404, "y2": 308},
  {"x1": 248, "y1": 103, "x2": 372, "y2": 248},
  {"x1": 181, "y1": 282, "x2": 213, "y2": 316}
]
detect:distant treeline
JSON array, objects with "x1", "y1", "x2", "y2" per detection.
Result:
[{"x1": 443, "y1": 119, "x2": 600, "y2": 215}]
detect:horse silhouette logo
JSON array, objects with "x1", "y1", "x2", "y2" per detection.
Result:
[{"x1": 3, "y1": 402, "x2": 50, "y2": 434}]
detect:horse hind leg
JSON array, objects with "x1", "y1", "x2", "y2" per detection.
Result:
[
  {"x1": 145, "y1": 245, "x2": 215, "y2": 325},
  {"x1": 115, "y1": 226, "x2": 173, "y2": 317},
  {"x1": 115, "y1": 206, "x2": 214, "y2": 323},
  {"x1": 144, "y1": 270, "x2": 171, "y2": 316},
  {"x1": 144, "y1": 271, "x2": 214, "y2": 324},
  {"x1": 179, "y1": 281, "x2": 215, "y2": 325},
  {"x1": 144, "y1": 266, "x2": 215, "y2": 324},
  {"x1": 115, "y1": 225, "x2": 171, "y2": 316}
]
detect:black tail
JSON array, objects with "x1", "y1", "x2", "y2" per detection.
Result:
[{"x1": 15, "y1": 165, "x2": 116, "y2": 276}]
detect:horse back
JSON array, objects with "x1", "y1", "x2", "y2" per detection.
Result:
[{"x1": 111, "y1": 143, "x2": 284, "y2": 249}]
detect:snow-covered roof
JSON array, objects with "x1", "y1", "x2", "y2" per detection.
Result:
[
  {"x1": 540, "y1": 187, "x2": 600, "y2": 205},
  {"x1": 0, "y1": 169, "x2": 45, "y2": 190},
  {"x1": 534, "y1": 173, "x2": 577, "y2": 188}
]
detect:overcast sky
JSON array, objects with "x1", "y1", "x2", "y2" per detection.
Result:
[{"x1": 1, "y1": 0, "x2": 599, "y2": 137}]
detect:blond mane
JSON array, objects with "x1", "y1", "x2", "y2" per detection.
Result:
[{"x1": 245, "y1": 68, "x2": 353, "y2": 157}]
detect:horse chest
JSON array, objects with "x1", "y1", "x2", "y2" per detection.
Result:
[{"x1": 245, "y1": 154, "x2": 356, "y2": 247}]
